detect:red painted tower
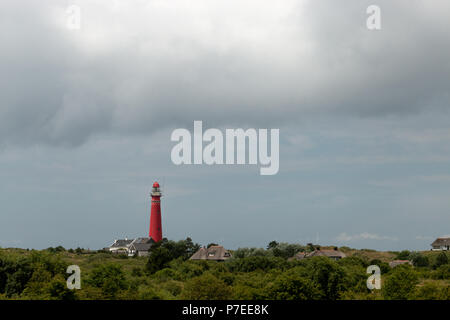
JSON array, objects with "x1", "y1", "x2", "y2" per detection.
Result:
[{"x1": 149, "y1": 181, "x2": 163, "y2": 242}]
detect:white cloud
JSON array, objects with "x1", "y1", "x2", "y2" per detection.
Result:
[
  {"x1": 415, "y1": 235, "x2": 433, "y2": 240},
  {"x1": 336, "y1": 232, "x2": 398, "y2": 242},
  {"x1": 2, "y1": 0, "x2": 450, "y2": 146}
]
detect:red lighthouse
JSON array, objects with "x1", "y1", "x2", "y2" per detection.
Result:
[{"x1": 149, "y1": 181, "x2": 163, "y2": 242}]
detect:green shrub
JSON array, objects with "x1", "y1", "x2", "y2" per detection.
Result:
[
  {"x1": 146, "y1": 238, "x2": 201, "y2": 274},
  {"x1": 433, "y1": 252, "x2": 449, "y2": 269},
  {"x1": 226, "y1": 256, "x2": 287, "y2": 273},
  {"x1": 304, "y1": 257, "x2": 347, "y2": 300},
  {"x1": 382, "y1": 265, "x2": 418, "y2": 300},
  {"x1": 414, "y1": 282, "x2": 448, "y2": 300},
  {"x1": 266, "y1": 270, "x2": 322, "y2": 300},
  {"x1": 87, "y1": 263, "x2": 128, "y2": 298},
  {"x1": 180, "y1": 273, "x2": 232, "y2": 300},
  {"x1": 396, "y1": 250, "x2": 411, "y2": 260},
  {"x1": 410, "y1": 252, "x2": 429, "y2": 267},
  {"x1": 431, "y1": 264, "x2": 450, "y2": 280}
]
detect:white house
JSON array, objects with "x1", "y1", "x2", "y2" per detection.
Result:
[
  {"x1": 108, "y1": 239, "x2": 134, "y2": 254},
  {"x1": 108, "y1": 237, "x2": 154, "y2": 256},
  {"x1": 127, "y1": 238, "x2": 155, "y2": 257},
  {"x1": 431, "y1": 237, "x2": 450, "y2": 251}
]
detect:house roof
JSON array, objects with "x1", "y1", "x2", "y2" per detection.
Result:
[
  {"x1": 431, "y1": 238, "x2": 450, "y2": 246},
  {"x1": 132, "y1": 237, "x2": 155, "y2": 245},
  {"x1": 389, "y1": 260, "x2": 412, "y2": 267},
  {"x1": 129, "y1": 237, "x2": 154, "y2": 251},
  {"x1": 292, "y1": 252, "x2": 307, "y2": 260},
  {"x1": 131, "y1": 243, "x2": 153, "y2": 251},
  {"x1": 109, "y1": 237, "x2": 155, "y2": 250},
  {"x1": 306, "y1": 249, "x2": 346, "y2": 258},
  {"x1": 110, "y1": 239, "x2": 134, "y2": 248},
  {"x1": 190, "y1": 245, "x2": 232, "y2": 261}
]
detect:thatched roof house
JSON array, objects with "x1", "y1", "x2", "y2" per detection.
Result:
[
  {"x1": 291, "y1": 248, "x2": 346, "y2": 261},
  {"x1": 107, "y1": 237, "x2": 155, "y2": 256},
  {"x1": 431, "y1": 237, "x2": 450, "y2": 251},
  {"x1": 389, "y1": 260, "x2": 413, "y2": 268},
  {"x1": 190, "y1": 245, "x2": 232, "y2": 261},
  {"x1": 108, "y1": 239, "x2": 134, "y2": 254},
  {"x1": 128, "y1": 237, "x2": 155, "y2": 257}
]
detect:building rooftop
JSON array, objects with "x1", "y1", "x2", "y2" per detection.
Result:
[
  {"x1": 190, "y1": 245, "x2": 232, "y2": 261},
  {"x1": 307, "y1": 249, "x2": 346, "y2": 258},
  {"x1": 431, "y1": 238, "x2": 450, "y2": 246},
  {"x1": 110, "y1": 239, "x2": 134, "y2": 248},
  {"x1": 129, "y1": 237, "x2": 155, "y2": 251}
]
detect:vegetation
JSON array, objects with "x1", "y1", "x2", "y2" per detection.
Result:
[{"x1": 0, "y1": 241, "x2": 448, "y2": 300}]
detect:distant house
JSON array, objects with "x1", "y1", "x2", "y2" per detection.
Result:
[
  {"x1": 290, "y1": 252, "x2": 307, "y2": 260},
  {"x1": 108, "y1": 237, "x2": 155, "y2": 256},
  {"x1": 108, "y1": 239, "x2": 134, "y2": 254},
  {"x1": 431, "y1": 238, "x2": 450, "y2": 251},
  {"x1": 291, "y1": 248, "x2": 346, "y2": 261},
  {"x1": 389, "y1": 260, "x2": 413, "y2": 268},
  {"x1": 307, "y1": 248, "x2": 346, "y2": 261},
  {"x1": 190, "y1": 245, "x2": 232, "y2": 261},
  {"x1": 127, "y1": 237, "x2": 155, "y2": 257}
]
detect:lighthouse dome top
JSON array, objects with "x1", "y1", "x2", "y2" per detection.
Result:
[{"x1": 153, "y1": 182, "x2": 160, "y2": 188}]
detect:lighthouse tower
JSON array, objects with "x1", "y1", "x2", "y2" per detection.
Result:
[{"x1": 149, "y1": 181, "x2": 163, "y2": 242}]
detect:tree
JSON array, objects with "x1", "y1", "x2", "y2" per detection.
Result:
[
  {"x1": 267, "y1": 270, "x2": 322, "y2": 300},
  {"x1": 146, "y1": 238, "x2": 201, "y2": 274},
  {"x1": 382, "y1": 265, "x2": 418, "y2": 300},
  {"x1": 5, "y1": 267, "x2": 33, "y2": 297},
  {"x1": 0, "y1": 257, "x2": 34, "y2": 297},
  {"x1": 88, "y1": 263, "x2": 127, "y2": 298},
  {"x1": 305, "y1": 257, "x2": 346, "y2": 300},
  {"x1": 180, "y1": 273, "x2": 232, "y2": 300},
  {"x1": 432, "y1": 264, "x2": 450, "y2": 280},
  {"x1": 21, "y1": 267, "x2": 52, "y2": 298},
  {"x1": 46, "y1": 246, "x2": 65, "y2": 253},
  {"x1": 306, "y1": 243, "x2": 316, "y2": 252},
  {"x1": 267, "y1": 241, "x2": 278, "y2": 250},
  {"x1": 184, "y1": 237, "x2": 201, "y2": 258},
  {"x1": 396, "y1": 250, "x2": 411, "y2": 260},
  {"x1": 270, "y1": 243, "x2": 305, "y2": 259},
  {"x1": 47, "y1": 275, "x2": 76, "y2": 300},
  {"x1": 414, "y1": 282, "x2": 447, "y2": 300},
  {"x1": 434, "y1": 252, "x2": 449, "y2": 269},
  {"x1": 226, "y1": 256, "x2": 287, "y2": 273},
  {"x1": 368, "y1": 259, "x2": 390, "y2": 274},
  {"x1": 232, "y1": 247, "x2": 268, "y2": 258},
  {"x1": 410, "y1": 253, "x2": 429, "y2": 267},
  {"x1": 147, "y1": 245, "x2": 172, "y2": 274}
]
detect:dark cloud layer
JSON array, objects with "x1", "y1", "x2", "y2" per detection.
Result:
[
  {"x1": 1, "y1": 0, "x2": 450, "y2": 147},
  {"x1": 1, "y1": 1, "x2": 450, "y2": 250}
]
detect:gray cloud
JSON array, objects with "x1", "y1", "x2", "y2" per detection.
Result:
[
  {"x1": 1, "y1": 0, "x2": 450, "y2": 148},
  {"x1": 336, "y1": 232, "x2": 398, "y2": 242}
]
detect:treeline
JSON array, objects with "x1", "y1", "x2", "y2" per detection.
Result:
[
  {"x1": 0, "y1": 250, "x2": 74, "y2": 299},
  {"x1": 0, "y1": 239, "x2": 449, "y2": 300}
]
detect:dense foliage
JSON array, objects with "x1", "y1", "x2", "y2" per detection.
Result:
[{"x1": 0, "y1": 241, "x2": 448, "y2": 300}]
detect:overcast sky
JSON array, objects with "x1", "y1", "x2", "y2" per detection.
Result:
[{"x1": 1, "y1": 0, "x2": 449, "y2": 251}]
